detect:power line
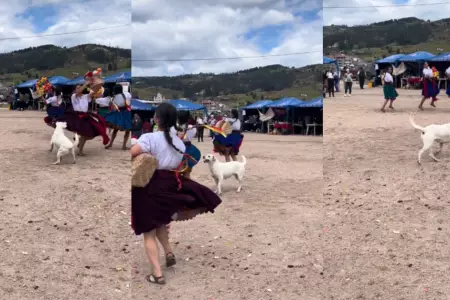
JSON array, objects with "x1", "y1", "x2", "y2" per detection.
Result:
[
  {"x1": 132, "y1": 51, "x2": 321, "y2": 62},
  {"x1": 324, "y1": 1, "x2": 450, "y2": 8},
  {"x1": 0, "y1": 23, "x2": 131, "y2": 41}
]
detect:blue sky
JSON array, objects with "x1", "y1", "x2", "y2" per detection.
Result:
[
  {"x1": 17, "y1": 5, "x2": 59, "y2": 33},
  {"x1": 132, "y1": 0, "x2": 323, "y2": 76}
]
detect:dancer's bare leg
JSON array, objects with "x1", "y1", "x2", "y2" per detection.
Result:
[
  {"x1": 388, "y1": 100, "x2": 395, "y2": 109},
  {"x1": 380, "y1": 100, "x2": 388, "y2": 112},
  {"x1": 78, "y1": 136, "x2": 87, "y2": 156},
  {"x1": 122, "y1": 130, "x2": 130, "y2": 150},
  {"x1": 105, "y1": 129, "x2": 118, "y2": 149},
  {"x1": 418, "y1": 97, "x2": 427, "y2": 110},
  {"x1": 143, "y1": 230, "x2": 163, "y2": 277}
]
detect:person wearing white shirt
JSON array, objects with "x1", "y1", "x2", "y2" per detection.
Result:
[
  {"x1": 381, "y1": 67, "x2": 399, "y2": 112},
  {"x1": 95, "y1": 88, "x2": 112, "y2": 118},
  {"x1": 104, "y1": 84, "x2": 133, "y2": 150},
  {"x1": 43, "y1": 87, "x2": 65, "y2": 127},
  {"x1": 63, "y1": 83, "x2": 110, "y2": 155},
  {"x1": 213, "y1": 109, "x2": 244, "y2": 162},
  {"x1": 130, "y1": 102, "x2": 221, "y2": 285},
  {"x1": 176, "y1": 113, "x2": 201, "y2": 179},
  {"x1": 445, "y1": 66, "x2": 450, "y2": 97},
  {"x1": 196, "y1": 116, "x2": 204, "y2": 142},
  {"x1": 419, "y1": 62, "x2": 439, "y2": 110},
  {"x1": 326, "y1": 68, "x2": 335, "y2": 97}
]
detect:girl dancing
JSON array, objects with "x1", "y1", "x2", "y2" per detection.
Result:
[
  {"x1": 130, "y1": 103, "x2": 221, "y2": 285},
  {"x1": 213, "y1": 109, "x2": 244, "y2": 162},
  {"x1": 446, "y1": 66, "x2": 450, "y2": 97},
  {"x1": 418, "y1": 62, "x2": 439, "y2": 110},
  {"x1": 104, "y1": 84, "x2": 132, "y2": 150},
  {"x1": 380, "y1": 67, "x2": 398, "y2": 112},
  {"x1": 62, "y1": 83, "x2": 110, "y2": 155},
  {"x1": 178, "y1": 114, "x2": 200, "y2": 179},
  {"x1": 43, "y1": 87, "x2": 64, "y2": 126}
]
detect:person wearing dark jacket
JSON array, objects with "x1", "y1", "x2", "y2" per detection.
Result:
[{"x1": 358, "y1": 68, "x2": 366, "y2": 89}]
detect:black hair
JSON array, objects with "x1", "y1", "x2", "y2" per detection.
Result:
[
  {"x1": 177, "y1": 110, "x2": 190, "y2": 126},
  {"x1": 231, "y1": 108, "x2": 238, "y2": 119},
  {"x1": 113, "y1": 84, "x2": 123, "y2": 95},
  {"x1": 155, "y1": 103, "x2": 184, "y2": 154},
  {"x1": 103, "y1": 87, "x2": 111, "y2": 97}
]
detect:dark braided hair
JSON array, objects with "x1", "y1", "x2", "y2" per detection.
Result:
[{"x1": 155, "y1": 103, "x2": 184, "y2": 155}]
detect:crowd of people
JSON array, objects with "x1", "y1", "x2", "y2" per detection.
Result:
[{"x1": 323, "y1": 66, "x2": 367, "y2": 98}]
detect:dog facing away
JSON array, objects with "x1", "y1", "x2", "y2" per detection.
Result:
[
  {"x1": 50, "y1": 122, "x2": 79, "y2": 165},
  {"x1": 203, "y1": 154, "x2": 246, "y2": 195},
  {"x1": 409, "y1": 113, "x2": 450, "y2": 164}
]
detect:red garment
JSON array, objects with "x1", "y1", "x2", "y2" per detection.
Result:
[{"x1": 142, "y1": 121, "x2": 151, "y2": 133}]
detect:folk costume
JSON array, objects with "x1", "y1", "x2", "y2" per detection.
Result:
[
  {"x1": 104, "y1": 92, "x2": 132, "y2": 131},
  {"x1": 383, "y1": 72, "x2": 398, "y2": 101},
  {"x1": 181, "y1": 124, "x2": 201, "y2": 178},
  {"x1": 446, "y1": 66, "x2": 450, "y2": 97},
  {"x1": 43, "y1": 93, "x2": 64, "y2": 126},
  {"x1": 131, "y1": 131, "x2": 221, "y2": 235},
  {"x1": 213, "y1": 118, "x2": 244, "y2": 156},
  {"x1": 422, "y1": 67, "x2": 439, "y2": 101}
]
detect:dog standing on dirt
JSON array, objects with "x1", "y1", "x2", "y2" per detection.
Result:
[
  {"x1": 409, "y1": 113, "x2": 450, "y2": 164},
  {"x1": 50, "y1": 121, "x2": 79, "y2": 165},
  {"x1": 203, "y1": 154, "x2": 246, "y2": 195}
]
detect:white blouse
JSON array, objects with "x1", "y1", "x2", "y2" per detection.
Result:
[
  {"x1": 45, "y1": 96, "x2": 61, "y2": 107},
  {"x1": 423, "y1": 68, "x2": 433, "y2": 78},
  {"x1": 71, "y1": 94, "x2": 90, "y2": 112},
  {"x1": 445, "y1": 67, "x2": 450, "y2": 76},
  {"x1": 183, "y1": 126, "x2": 197, "y2": 142},
  {"x1": 137, "y1": 131, "x2": 186, "y2": 170},
  {"x1": 226, "y1": 118, "x2": 241, "y2": 131},
  {"x1": 113, "y1": 93, "x2": 131, "y2": 107},
  {"x1": 95, "y1": 96, "x2": 111, "y2": 107},
  {"x1": 384, "y1": 73, "x2": 393, "y2": 83}
]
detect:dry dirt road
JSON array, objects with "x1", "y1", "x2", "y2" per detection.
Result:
[
  {"x1": 324, "y1": 87, "x2": 450, "y2": 300},
  {"x1": 0, "y1": 109, "x2": 323, "y2": 300}
]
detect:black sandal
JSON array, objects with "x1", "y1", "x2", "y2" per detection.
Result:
[
  {"x1": 166, "y1": 252, "x2": 176, "y2": 268},
  {"x1": 146, "y1": 274, "x2": 166, "y2": 285}
]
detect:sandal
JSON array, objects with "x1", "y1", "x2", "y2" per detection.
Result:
[
  {"x1": 146, "y1": 274, "x2": 166, "y2": 285},
  {"x1": 166, "y1": 252, "x2": 177, "y2": 268}
]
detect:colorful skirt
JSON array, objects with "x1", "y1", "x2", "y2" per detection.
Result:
[
  {"x1": 184, "y1": 142, "x2": 201, "y2": 169},
  {"x1": 383, "y1": 83, "x2": 398, "y2": 100},
  {"x1": 105, "y1": 108, "x2": 132, "y2": 131},
  {"x1": 131, "y1": 170, "x2": 222, "y2": 235},
  {"x1": 422, "y1": 79, "x2": 439, "y2": 99},
  {"x1": 97, "y1": 107, "x2": 110, "y2": 118},
  {"x1": 213, "y1": 131, "x2": 244, "y2": 156},
  {"x1": 60, "y1": 111, "x2": 110, "y2": 145}
]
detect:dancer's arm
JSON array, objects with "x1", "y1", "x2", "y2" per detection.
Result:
[{"x1": 130, "y1": 144, "x2": 143, "y2": 157}]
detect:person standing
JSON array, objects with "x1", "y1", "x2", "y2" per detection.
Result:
[
  {"x1": 358, "y1": 67, "x2": 366, "y2": 89},
  {"x1": 344, "y1": 71, "x2": 353, "y2": 97},
  {"x1": 380, "y1": 67, "x2": 398, "y2": 112},
  {"x1": 196, "y1": 116, "x2": 204, "y2": 142},
  {"x1": 446, "y1": 65, "x2": 450, "y2": 97},
  {"x1": 418, "y1": 62, "x2": 439, "y2": 110},
  {"x1": 326, "y1": 68, "x2": 334, "y2": 97},
  {"x1": 333, "y1": 70, "x2": 340, "y2": 93}
]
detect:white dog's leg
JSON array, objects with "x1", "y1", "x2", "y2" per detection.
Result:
[
  {"x1": 71, "y1": 148, "x2": 76, "y2": 164},
  {"x1": 235, "y1": 173, "x2": 243, "y2": 193},
  {"x1": 49, "y1": 143, "x2": 54, "y2": 152},
  {"x1": 435, "y1": 142, "x2": 444, "y2": 155},
  {"x1": 217, "y1": 177, "x2": 223, "y2": 195},
  {"x1": 53, "y1": 148, "x2": 69, "y2": 165},
  {"x1": 429, "y1": 149, "x2": 440, "y2": 162},
  {"x1": 418, "y1": 136, "x2": 434, "y2": 164}
]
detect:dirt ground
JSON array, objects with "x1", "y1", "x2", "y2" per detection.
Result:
[
  {"x1": 0, "y1": 109, "x2": 323, "y2": 300},
  {"x1": 324, "y1": 86, "x2": 450, "y2": 299}
]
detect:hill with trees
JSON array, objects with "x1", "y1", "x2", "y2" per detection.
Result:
[
  {"x1": 133, "y1": 64, "x2": 322, "y2": 106},
  {"x1": 0, "y1": 44, "x2": 131, "y2": 85},
  {"x1": 324, "y1": 17, "x2": 450, "y2": 60}
]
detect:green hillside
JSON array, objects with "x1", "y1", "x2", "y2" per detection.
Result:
[
  {"x1": 0, "y1": 44, "x2": 131, "y2": 85},
  {"x1": 324, "y1": 17, "x2": 450, "y2": 61},
  {"x1": 133, "y1": 64, "x2": 322, "y2": 107}
]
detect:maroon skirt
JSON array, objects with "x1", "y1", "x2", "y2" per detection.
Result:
[
  {"x1": 131, "y1": 170, "x2": 222, "y2": 235},
  {"x1": 59, "y1": 111, "x2": 110, "y2": 145}
]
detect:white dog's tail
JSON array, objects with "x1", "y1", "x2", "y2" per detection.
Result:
[
  {"x1": 73, "y1": 134, "x2": 80, "y2": 148},
  {"x1": 409, "y1": 113, "x2": 425, "y2": 134},
  {"x1": 240, "y1": 155, "x2": 246, "y2": 165}
]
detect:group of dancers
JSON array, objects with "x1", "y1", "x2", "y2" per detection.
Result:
[
  {"x1": 381, "y1": 62, "x2": 450, "y2": 112},
  {"x1": 43, "y1": 81, "x2": 132, "y2": 155},
  {"x1": 131, "y1": 105, "x2": 244, "y2": 285}
]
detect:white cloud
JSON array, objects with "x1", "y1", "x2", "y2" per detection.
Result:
[
  {"x1": 0, "y1": 0, "x2": 131, "y2": 54},
  {"x1": 323, "y1": 0, "x2": 450, "y2": 26},
  {"x1": 132, "y1": 0, "x2": 322, "y2": 76}
]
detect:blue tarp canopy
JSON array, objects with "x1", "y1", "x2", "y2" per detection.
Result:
[
  {"x1": 266, "y1": 97, "x2": 305, "y2": 108},
  {"x1": 131, "y1": 99, "x2": 155, "y2": 111},
  {"x1": 298, "y1": 97, "x2": 323, "y2": 108},
  {"x1": 168, "y1": 99, "x2": 205, "y2": 111},
  {"x1": 16, "y1": 79, "x2": 38, "y2": 88},
  {"x1": 375, "y1": 54, "x2": 406, "y2": 64},
  {"x1": 241, "y1": 100, "x2": 273, "y2": 110},
  {"x1": 103, "y1": 71, "x2": 131, "y2": 83},
  {"x1": 429, "y1": 52, "x2": 450, "y2": 62},
  {"x1": 48, "y1": 76, "x2": 69, "y2": 85},
  {"x1": 65, "y1": 76, "x2": 85, "y2": 86},
  {"x1": 399, "y1": 51, "x2": 435, "y2": 62},
  {"x1": 323, "y1": 56, "x2": 336, "y2": 64}
]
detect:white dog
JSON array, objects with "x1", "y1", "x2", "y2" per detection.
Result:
[
  {"x1": 409, "y1": 113, "x2": 450, "y2": 164},
  {"x1": 50, "y1": 122, "x2": 79, "y2": 165},
  {"x1": 203, "y1": 154, "x2": 246, "y2": 195}
]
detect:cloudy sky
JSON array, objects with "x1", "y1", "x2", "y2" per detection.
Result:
[
  {"x1": 132, "y1": 0, "x2": 322, "y2": 76},
  {"x1": 323, "y1": 0, "x2": 450, "y2": 26},
  {"x1": 0, "y1": 0, "x2": 131, "y2": 53}
]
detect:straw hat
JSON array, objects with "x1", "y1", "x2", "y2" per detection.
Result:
[{"x1": 131, "y1": 153, "x2": 158, "y2": 187}]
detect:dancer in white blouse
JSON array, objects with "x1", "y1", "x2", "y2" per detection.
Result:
[{"x1": 380, "y1": 67, "x2": 398, "y2": 112}]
